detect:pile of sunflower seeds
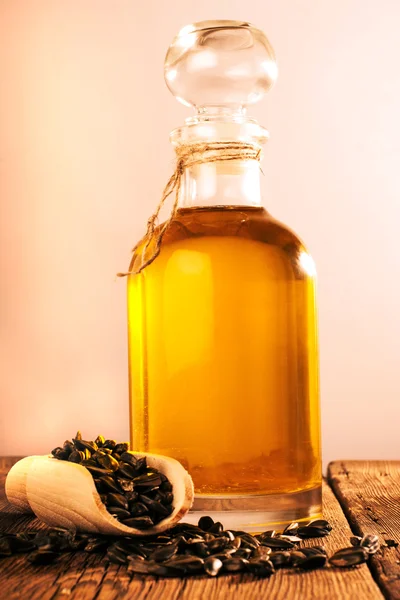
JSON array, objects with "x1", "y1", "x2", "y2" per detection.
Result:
[
  {"x1": 51, "y1": 432, "x2": 173, "y2": 529},
  {"x1": 0, "y1": 518, "x2": 381, "y2": 577}
]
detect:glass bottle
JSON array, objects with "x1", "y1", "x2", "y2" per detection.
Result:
[{"x1": 127, "y1": 20, "x2": 322, "y2": 532}]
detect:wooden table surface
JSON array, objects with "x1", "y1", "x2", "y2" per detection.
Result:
[{"x1": 1, "y1": 458, "x2": 399, "y2": 600}]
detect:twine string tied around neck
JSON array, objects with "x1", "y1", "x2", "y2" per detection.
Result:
[{"x1": 118, "y1": 141, "x2": 262, "y2": 276}]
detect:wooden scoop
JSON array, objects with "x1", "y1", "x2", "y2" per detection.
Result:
[{"x1": 5, "y1": 452, "x2": 194, "y2": 536}]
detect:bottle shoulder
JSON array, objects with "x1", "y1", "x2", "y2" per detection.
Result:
[
  {"x1": 129, "y1": 206, "x2": 313, "y2": 277},
  {"x1": 166, "y1": 206, "x2": 306, "y2": 252}
]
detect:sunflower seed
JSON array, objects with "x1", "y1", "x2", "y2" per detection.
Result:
[
  {"x1": 125, "y1": 491, "x2": 139, "y2": 505},
  {"x1": 33, "y1": 535, "x2": 53, "y2": 551},
  {"x1": 81, "y1": 459, "x2": 100, "y2": 470},
  {"x1": 119, "y1": 452, "x2": 137, "y2": 467},
  {"x1": 107, "y1": 546, "x2": 128, "y2": 565},
  {"x1": 45, "y1": 529, "x2": 74, "y2": 552},
  {"x1": 107, "y1": 493, "x2": 129, "y2": 510},
  {"x1": 63, "y1": 440, "x2": 75, "y2": 454},
  {"x1": 278, "y1": 535, "x2": 302, "y2": 543},
  {"x1": 160, "y1": 480, "x2": 173, "y2": 492},
  {"x1": 97, "y1": 454, "x2": 119, "y2": 472},
  {"x1": 164, "y1": 555, "x2": 204, "y2": 574},
  {"x1": 263, "y1": 530, "x2": 277, "y2": 538},
  {"x1": 209, "y1": 552, "x2": 232, "y2": 562},
  {"x1": 231, "y1": 536, "x2": 241, "y2": 550},
  {"x1": 132, "y1": 473, "x2": 162, "y2": 490},
  {"x1": 103, "y1": 439, "x2": 116, "y2": 450},
  {"x1": 329, "y1": 546, "x2": 369, "y2": 567},
  {"x1": 233, "y1": 548, "x2": 252, "y2": 559},
  {"x1": 28, "y1": 550, "x2": 59, "y2": 565},
  {"x1": 108, "y1": 507, "x2": 131, "y2": 519},
  {"x1": 308, "y1": 519, "x2": 332, "y2": 531},
  {"x1": 257, "y1": 532, "x2": 278, "y2": 543},
  {"x1": 7, "y1": 536, "x2": 36, "y2": 553},
  {"x1": 252, "y1": 546, "x2": 272, "y2": 561},
  {"x1": 223, "y1": 557, "x2": 249, "y2": 572},
  {"x1": 70, "y1": 534, "x2": 91, "y2": 551},
  {"x1": 154, "y1": 536, "x2": 173, "y2": 544},
  {"x1": 283, "y1": 522, "x2": 299, "y2": 534},
  {"x1": 140, "y1": 495, "x2": 171, "y2": 517},
  {"x1": 198, "y1": 516, "x2": 214, "y2": 531},
  {"x1": 291, "y1": 550, "x2": 309, "y2": 566},
  {"x1": 193, "y1": 542, "x2": 210, "y2": 558},
  {"x1": 151, "y1": 544, "x2": 178, "y2": 562},
  {"x1": 184, "y1": 536, "x2": 206, "y2": 545},
  {"x1": 114, "y1": 443, "x2": 129, "y2": 454},
  {"x1": 269, "y1": 551, "x2": 292, "y2": 568},
  {"x1": 136, "y1": 457, "x2": 148, "y2": 472},
  {"x1": 260, "y1": 537, "x2": 295, "y2": 549},
  {"x1": 127, "y1": 557, "x2": 153, "y2": 574},
  {"x1": 297, "y1": 553, "x2": 327, "y2": 570},
  {"x1": 129, "y1": 502, "x2": 149, "y2": 517},
  {"x1": 85, "y1": 464, "x2": 113, "y2": 476},
  {"x1": 68, "y1": 450, "x2": 85, "y2": 463},
  {"x1": 95, "y1": 435, "x2": 105, "y2": 447},
  {"x1": 148, "y1": 563, "x2": 172, "y2": 576},
  {"x1": 51, "y1": 447, "x2": 69, "y2": 460},
  {"x1": 16, "y1": 531, "x2": 38, "y2": 541},
  {"x1": 297, "y1": 526, "x2": 330, "y2": 539},
  {"x1": 117, "y1": 540, "x2": 147, "y2": 557},
  {"x1": 74, "y1": 439, "x2": 98, "y2": 454},
  {"x1": 84, "y1": 538, "x2": 109, "y2": 553},
  {"x1": 117, "y1": 477, "x2": 134, "y2": 492},
  {"x1": 360, "y1": 534, "x2": 380, "y2": 554},
  {"x1": 99, "y1": 476, "x2": 122, "y2": 494},
  {"x1": 204, "y1": 556, "x2": 223, "y2": 576},
  {"x1": 301, "y1": 546, "x2": 327, "y2": 557},
  {"x1": 122, "y1": 516, "x2": 154, "y2": 529},
  {"x1": 116, "y1": 463, "x2": 139, "y2": 479},
  {"x1": 350, "y1": 536, "x2": 362, "y2": 546},
  {"x1": 208, "y1": 522, "x2": 224, "y2": 534},
  {"x1": 238, "y1": 533, "x2": 260, "y2": 549},
  {"x1": 248, "y1": 559, "x2": 275, "y2": 577},
  {"x1": 176, "y1": 524, "x2": 205, "y2": 537},
  {"x1": 207, "y1": 537, "x2": 228, "y2": 553},
  {"x1": 0, "y1": 537, "x2": 12, "y2": 557},
  {"x1": 162, "y1": 492, "x2": 174, "y2": 505}
]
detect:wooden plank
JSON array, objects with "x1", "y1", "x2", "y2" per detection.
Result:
[
  {"x1": 0, "y1": 457, "x2": 23, "y2": 470},
  {"x1": 0, "y1": 464, "x2": 383, "y2": 600},
  {"x1": 328, "y1": 460, "x2": 400, "y2": 600}
]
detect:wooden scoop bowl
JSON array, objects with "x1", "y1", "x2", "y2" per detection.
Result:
[{"x1": 5, "y1": 452, "x2": 194, "y2": 537}]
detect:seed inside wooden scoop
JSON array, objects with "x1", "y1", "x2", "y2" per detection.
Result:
[{"x1": 6, "y1": 440, "x2": 194, "y2": 537}]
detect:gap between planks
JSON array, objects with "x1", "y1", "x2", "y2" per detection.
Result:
[{"x1": 329, "y1": 460, "x2": 400, "y2": 600}]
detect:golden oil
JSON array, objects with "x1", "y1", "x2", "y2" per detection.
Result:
[{"x1": 127, "y1": 206, "x2": 321, "y2": 497}]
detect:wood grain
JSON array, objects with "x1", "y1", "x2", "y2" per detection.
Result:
[
  {"x1": 0, "y1": 463, "x2": 383, "y2": 600},
  {"x1": 329, "y1": 460, "x2": 400, "y2": 600}
]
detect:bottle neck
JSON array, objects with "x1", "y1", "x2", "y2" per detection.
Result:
[{"x1": 178, "y1": 158, "x2": 261, "y2": 208}]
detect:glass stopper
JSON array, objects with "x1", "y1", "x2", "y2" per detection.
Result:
[{"x1": 164, "y1": 20, "x2": 278, "y2": 115}]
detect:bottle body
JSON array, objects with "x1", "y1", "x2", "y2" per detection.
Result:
[{"x1": 127, "y1": 205, "x2": 322, "y2": 530}]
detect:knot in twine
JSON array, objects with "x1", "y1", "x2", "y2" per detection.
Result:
[{"x1": 118, "y1": 141, "x2": 262, "y2": 276}]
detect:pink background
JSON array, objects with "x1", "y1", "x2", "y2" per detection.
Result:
[{"x1": 1, "y1": 1, "x2": 399, "y2": 465}]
